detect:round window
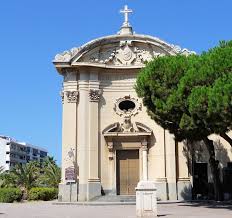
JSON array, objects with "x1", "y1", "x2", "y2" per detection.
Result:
[{"x1": 118, "y1": 100, "x2": 136, "y2": 112}]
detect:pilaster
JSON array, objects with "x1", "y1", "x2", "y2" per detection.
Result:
[
  {"x1": 141, "y1": 139, "x2": 148, "y2": 181},
  {"x1": 60, "y1": 71, "x2": 78, "y2": 184},
  {"x1": 165, "y1": 130, "x2": 177, "y2": 200},
  {"x1": 77, "y1": 71, "x2": 89, "y2": 201},
  {"x1": 87, "y1": 72, "x2": 101, "y2": 200}
]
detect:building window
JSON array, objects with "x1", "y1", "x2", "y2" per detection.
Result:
[
  {"x1": 118, "y1": 100, "x2": 136, "y2": 112},
  {"x1": 40, "y1": 151, "x2": 47, "y2": 158},
  {"x1": 11, "y1": 144, "x2": 16, "y2": 150},
  {"x1": 6, "y1": 161, "x2": 9, "y2": 164},
  {"x1": 26, "y1": 156, "x2": 30, "y2": 162},
  {"x1": 114, "y1": 96, "x2": 142, "y2": 117},
  {"x1": 26, "y1": 147, "x2": 31, "y2": 153},
  {"x1": 33, "y1": 149, "x2": 38, "y2": 155}
]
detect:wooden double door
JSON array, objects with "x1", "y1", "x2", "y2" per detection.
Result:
[{"x1": 116, "y1": 150, "x2": 139, "y2": 195}]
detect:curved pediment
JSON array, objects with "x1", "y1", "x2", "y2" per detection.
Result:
[{"x1": 53, "y1": 34, "x2": 195, "y2": 69}]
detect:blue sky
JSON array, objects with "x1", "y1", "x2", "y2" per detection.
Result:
[{"x1": 0, "y1": 0, "x2": 231, "y2": 164}]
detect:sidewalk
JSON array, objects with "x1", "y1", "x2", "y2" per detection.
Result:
[{"x1": 0, "y1": 201, "x2": 232, "y2": 218}]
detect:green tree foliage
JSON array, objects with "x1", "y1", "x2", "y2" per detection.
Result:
[
  {"x1": 37, "y1": 157, "x2": 61, "y2": 188},
  {"x1": 0, "y1": 157, "x2": 61, "y2": 200},
  {"x1": 10, "y1": 161, "x2": 40, "y2": 197},
  {"x1": 28, "y1": 187, "x2": 58, "y2": 201},
  {"x1": 136, "y1": 40, "x2": 232, "y2": 200},
  {"x1": 0, "y1": 188, "x2": 22, "y2": 203},
  {"x1": 0, "y1": 171, "x2": 17, "y2": 188}
]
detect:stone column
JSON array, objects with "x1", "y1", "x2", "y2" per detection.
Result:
[
  {"x1": 87, "y1": 72, "x2": 101, "y2": 200},
  {"x1": 136, "y1": 138, "x2": 157, "y2": 217},
  {"x1": 165, "y1": 130, "x2": 177, "y2": 200},
  {"x1": 58, "y1": 71, "x2": 78, "y2": 202},
  {"x1": 77, "y1": 71, "x2": 89, "y2": 201},
  {"x1": 141, "y1": 139, "x2": 148, "y2": 181}
]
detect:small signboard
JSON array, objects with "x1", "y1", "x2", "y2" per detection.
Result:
[{"x1": 65, "y1": 166, "x2": 75, "y2": 182}]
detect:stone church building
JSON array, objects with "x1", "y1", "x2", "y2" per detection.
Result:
[{"x1": 53, "y1": 6, "x2": 232, "y2": 202}]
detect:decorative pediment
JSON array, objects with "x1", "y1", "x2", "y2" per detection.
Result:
[
  {"x1": 83, "y1": 40, "x2": 163, "y2": 67},
  {"x1": 53, "y1": 34, "x2": 195, "y2": 69},
  {"x1": 102, "y1": 118, "x2": 152, "y2": 136}
]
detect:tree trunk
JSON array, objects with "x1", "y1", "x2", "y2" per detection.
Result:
[
  {"x1": 21, "y1": 187, "x2": 28, "y2": 200},
  {"x1": 203, "y1": 137, "x2": 222, "y2": 201}
]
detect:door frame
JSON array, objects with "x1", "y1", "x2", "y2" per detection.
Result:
[{"x1": 115, "y1": 149, "x2": 140, "y2": 195}]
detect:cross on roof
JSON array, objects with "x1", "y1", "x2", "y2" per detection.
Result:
[{"x1": 120, "y1": 5, "x2": 133, "y2": 26}]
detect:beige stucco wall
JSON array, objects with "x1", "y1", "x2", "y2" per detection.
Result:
[
  {"x1": 98, "y1": 69, "x2": 171, "y2": 193},
  {"x1": 59, "y1": 68, "x2": 232, "y2": 202}
]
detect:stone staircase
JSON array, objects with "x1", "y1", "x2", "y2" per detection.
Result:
[{"x1": 91, "y1": 195, "x2": 136, "y2": 203}]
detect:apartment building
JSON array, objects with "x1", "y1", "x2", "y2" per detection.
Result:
[{"x1": 0, "y1": 135, "x2": 48, "y2": 171}]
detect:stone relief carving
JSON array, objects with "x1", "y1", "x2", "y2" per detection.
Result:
[
  {"x1": 54, "y1": 47, "x2": 81, "y2": 62},
  {"x1": 115, "y1": 40, "x2": 136, "y2": 65},
  {"x1": 86, "y1": 40, "x2": 194, "y2": 66},
  {"x1": 64, "y1": 148, "x2": 75, "y2": 162},
  {"x1": 90, "y1": 40, "x2": 161, "y2": 66},
  {"x1": 53, "y1": 35, "x2": 196, "y2": 64},
  {"x1": 114, "y1": 95, "x2": 142, "y2": 117},
  {"x1": 120, "y1": 116, "x2": 135, "y2": 132},
  {"x1": 54, "y1": 38, "x2": 195, "y2": 65},
  {"x1": 66, "y1": 91, "x2": 79, "y2": 103},
  {"x1": 60, "y1": 91, "x2": 64, "y2": 104},
  {"x1": 89, "y1": 89, "x2": 101, "y2": 102},
  {"x1": 103, "y1": 120, "x2": 152, "y2": 134},
  {"x1": 107, "y1": 142, "x2": 114, "y2": 160},
  {"x1": 169, "y1": 44, "x2": 196, "y2": 55}
]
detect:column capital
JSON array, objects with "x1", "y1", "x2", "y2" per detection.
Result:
[
  {"x1": 107, "y1": 142, "x2": 114, "y2": 160},
  {"x1": 60, "y1": 91, "x2": 64, "y2": 104},
  {"x1": 89, "y1": 89, "x2": 101, "y2": 102},
  {"x1": 66, "y1": 91, "x2": 79, "y2": 103},
  {"x1": 141, "y1": 138, "x2": 148, "y2": 151}
]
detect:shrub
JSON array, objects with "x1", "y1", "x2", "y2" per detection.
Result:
[
  {"x1": 28, "y1": 187, "x2": 58, "y2": 201},
  {"x1": 0, "y1": 188, "x2": 22, "y2": 203}
]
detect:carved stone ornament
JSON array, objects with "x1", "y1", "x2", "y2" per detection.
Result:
[
  {"x1": 60, "y1": 91, "x2": 64, "y2": 104},
  {"x1": 114, "y1": 95, "x2": 142, "y2": 117},
  {"x1": 103, "y1": 121, "x2": 153, "y2": 135},
  {"x1": 120, "y1": 115, "x2": 135, "y2": 132},
  {"x1": 66, "y1": 91, "x2": 79, "y2": 103},
  {"x1": 53, "y1": 34, "x2": 196, "y2": 66},
  {"x1": 90, "y1": 40, "x2": 162, "y2": 66},
  {"x1": 141, "y1": 138, "x2": 148, "y2": 151},
  {"x1": 89, "y1": 89, "x2": 101, "y2": 102},
  {"x1": 107, "y1": 142, "x2": 114, "y2": 160},
  {"x1": 54, "y1": 47, "x2": 81, "y2": 62}
]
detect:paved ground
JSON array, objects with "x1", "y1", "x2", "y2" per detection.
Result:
[{"x1": 0, "y1": 201, "x2": 232, "y2": 218}]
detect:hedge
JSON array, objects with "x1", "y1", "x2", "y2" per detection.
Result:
[
  {"x1": 0, "y1": 188, "x2": 22, "y2": 203},
  {"x1": 28, "y1": 187, "x2": 58, "y2": 201}
]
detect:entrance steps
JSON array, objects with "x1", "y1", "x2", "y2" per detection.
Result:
[
  {"x1": 53, "y1": 195, "x2": 136, "y2": 205},
  {"x1": 91, "y1": 195, "x2": 136, "y2": 203}
]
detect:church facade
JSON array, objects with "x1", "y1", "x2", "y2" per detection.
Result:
[{"x1": 53, "y1": 6, "x2": 232, "y2": 202}]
